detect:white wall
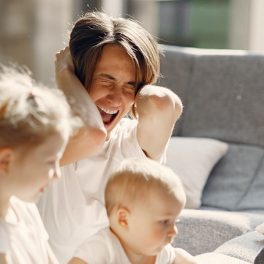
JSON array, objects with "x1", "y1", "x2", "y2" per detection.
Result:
[
  {"x1": 101, "y1": 0, "x2": 158, "y2": 36},
  {"x1": 228, "y1": 0, "x2": 251, "y2": 50},
  {"x1": 249, "y1": 0, "x2": 264, "y2": 51},
  {"x1": 127, "y1": 0, "x2": 158, "y2": 36},
  {"x1": 101, "y1": 0, "x2": 123, "y2": 17},
  {"x1": 229, "y1": 0, "x2": 264, "y2": 51}
]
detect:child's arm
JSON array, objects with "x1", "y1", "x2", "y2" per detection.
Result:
[
  {"x1": 55, "y1": 47, "x2": 107, "y2": 165},
  {"x1": 173, "y1": 248, "x2": 198, "y2": 264},
  {"x1": 136, "y1": 85, "x2": 183, "y2": 160},
  {"x1": 68, "y1": 257, "x2": 87, "y2": 264}
]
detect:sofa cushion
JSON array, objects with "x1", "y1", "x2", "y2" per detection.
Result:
[
  {"x1": 238, "y1": 156, "x2": 264, "y2": 210},
  {"x1": 254, "y1": 248, "x2": 264, "y2": 264},
  {"x1": 195, "y1": 252, "x2": 250, "y2": 264},
  {"x1": 215, "y1": 231, "x2": 264, "y2": 264},
  {"x1": 172, "y1": 209, "x2": 252, "y2": 255},
  {"x1": 202, "y1": 144, "x2": 264, "y2": 210},
  {"x1": 158, "y1": 45, "x2": 194, "y2": 136},
  {"x1": 179, "y1": 53, "x2": 264, "y2": 147},
  {"x1": 165, "y1": 137, "x2": 228, "y2": 208}
]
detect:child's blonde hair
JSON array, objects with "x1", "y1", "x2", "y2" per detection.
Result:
[
  {"x1": 0, "y1": 65, "x2": 79, "y2": 148},
  {"x1": 105, "y1": 158, "x2": 186, "y2": 216}
]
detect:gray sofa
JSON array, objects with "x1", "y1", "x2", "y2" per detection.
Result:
[{"x1": 158, "y1": 45, "x2": 264, "y2": 263}]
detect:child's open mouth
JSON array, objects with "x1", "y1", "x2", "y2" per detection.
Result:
[{"x1": 98, "y1": 106, "x2": 119, "y2": 127}]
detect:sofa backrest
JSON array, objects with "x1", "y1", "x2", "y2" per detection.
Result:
[
  {"x1": 159, "y1": 45, "x2": 264, "y2": 211},
  {"x1": 158, "y1": 45, "x2": 264, "y2": 148}
]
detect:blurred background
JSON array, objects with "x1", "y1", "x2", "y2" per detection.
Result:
[{"x1": 1, "y1": 0, "x2": 264, "y2": 86}]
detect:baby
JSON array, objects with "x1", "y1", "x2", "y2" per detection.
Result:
[
  {"x1": 0, "y1": 66, "x2": 79, "y2": 263},
  {"x1": 70, "y1": 158, "x2": 197, "y2": 264}
]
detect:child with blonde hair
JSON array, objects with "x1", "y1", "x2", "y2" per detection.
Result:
[
  {"x1": 0, "y1": 66, "x2": 80, "y2": 263},
  {"x1": 70, "y1": 158, "x2": 197, "y2": 264}
]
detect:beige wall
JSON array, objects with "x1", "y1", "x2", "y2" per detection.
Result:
[
  {"x1": 0, "y1": 0, "x2": 35, "y2": 70},
  {"x1": 249, "y1": 0, "x2": 264, "y2": 51},
  {"x1": 33, "y1": 0, "x2": 73, "y2": 86},
  {"x1": 0, "y1": 0, "x2": 74, "y2": 86},
  {"x1": 229, "y1": 0, "x2": 264, "y2": 51},
  {"x1": 1, "y1": 0, "x2": 263, "y2": 87}
]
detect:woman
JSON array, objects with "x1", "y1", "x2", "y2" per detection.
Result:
[{"x1": 38, "y1": 11, "x2": 183, "y2": 263}]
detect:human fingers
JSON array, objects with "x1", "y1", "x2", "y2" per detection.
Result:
[{"x1": 55, "y1": 47, "x2": 74, "y2": 72}]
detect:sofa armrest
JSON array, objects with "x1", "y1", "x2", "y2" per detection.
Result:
[
  {"x1": 172, "y1": 209, "x2": 251, "y2": 255},
  {"x1": 215, "y1": 231, "x2": 264, "y2": 263},
  {"x1": 195, "y1": 253, "x2": 251, "y2": 264}
]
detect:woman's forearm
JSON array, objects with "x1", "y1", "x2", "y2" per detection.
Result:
[{"x1": 55, "y1": 51, "x2": 106, "y2": 165}]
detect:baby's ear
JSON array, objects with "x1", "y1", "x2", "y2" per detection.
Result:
[
  {"x1": 116, "y1": 207, "x2": 130, "y2": 229},
  {"x1": 0, "y1": 148, "x2": 13, "y2": 173}
]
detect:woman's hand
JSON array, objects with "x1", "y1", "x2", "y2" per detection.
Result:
[
  {"x1": 136, "y1": 84, "x2": 183, "y2": 160},
  {"x1": 54, "y1": 47, "x2": 107, "y2": 165},
  {"x1": 55, "y1": 47, "x2": 74, "y2": 74}
]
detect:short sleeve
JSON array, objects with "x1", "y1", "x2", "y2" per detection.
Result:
[
  {"x1": 116, "y1": 118, "x2": 167, "y2": 163},
  {"x1": 74, "y1": 238, "x2": 110, "y2": 263},
  {"x1": 27, "y1": 203, "x2": 49, "y2": 241},
  {"x1": 156, "y1": 244, "x2": 177, "y2": 264}
]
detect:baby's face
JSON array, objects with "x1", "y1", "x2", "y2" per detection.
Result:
[{"x1": 125, "y1": 188, "x2": 183, "y2": 256}]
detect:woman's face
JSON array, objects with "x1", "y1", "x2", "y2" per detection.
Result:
[{"x1": 89, "y1": 44, "x2": 139, "y2": 135}]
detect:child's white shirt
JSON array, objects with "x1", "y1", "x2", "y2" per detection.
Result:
[
  {"x1": 74, "y1": 227, "x2": 177, "y2": 264},
  {"x1": 0, "y1": 196, "x2": 51, "y2": 263},
  {"x1": 38, "y1": 118, "x2": 167, "y2": 263}
]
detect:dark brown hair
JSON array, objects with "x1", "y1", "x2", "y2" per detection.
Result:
[{"x1": 69, "y1": 11, "x2": 160, "y2": 92}]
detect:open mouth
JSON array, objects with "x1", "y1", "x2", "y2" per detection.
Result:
[{"x1": 98, "y1": 106, "x2": 119, "y2": 128}]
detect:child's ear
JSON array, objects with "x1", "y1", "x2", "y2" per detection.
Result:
[
  {"x1": 0, "y1": 148, "x2": 13, "y2": 173},
  {"x1": 116, "y1": 207, "x2": 130, "y2": 229}
]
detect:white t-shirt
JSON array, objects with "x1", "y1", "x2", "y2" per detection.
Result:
[
  {"x1": 0, "y1": 196, "x2": 53, "y2": 264},
  {"x1": 74, "y1": 227, "x2": 177, "y2": 264},
  {"x1": 38, "y1": 118, "x2": 167, "y2": 263}
]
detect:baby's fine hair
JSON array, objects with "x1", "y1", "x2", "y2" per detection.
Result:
[
  {"x1": 105, "y1": 158, "x2": 186, "y2": 216},
  {"x1": 0, "y1": 65, "x2": 78, "y2": 148}
]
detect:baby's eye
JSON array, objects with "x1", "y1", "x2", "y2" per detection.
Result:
[{"x1": 159, "y1": 219, "x2": 170, "y2": 226}]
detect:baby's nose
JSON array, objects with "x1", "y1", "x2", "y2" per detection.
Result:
[{"x1": 168, "y1": 224, "x2": 178, "y2": 237}]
